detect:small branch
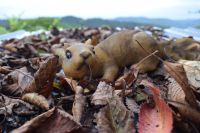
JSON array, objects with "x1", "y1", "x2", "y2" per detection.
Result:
[
  {"x1": 135, "y1": 40, "x2": 164, "y2": 62},
  {"x1": 135, "y1": 50, "x2": 159, "y2": 69}
]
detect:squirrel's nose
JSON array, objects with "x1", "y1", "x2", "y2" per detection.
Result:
[{"x1": 80, "y1": 52, "x2": 91, "y2": 59}]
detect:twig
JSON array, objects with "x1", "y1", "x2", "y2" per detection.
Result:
[
  {"x1": 135, "y1": 50, "x2": 159, "y2": 69},
  {"x1": 135, "y1": 40, "x2": 164, "y2": 62}
]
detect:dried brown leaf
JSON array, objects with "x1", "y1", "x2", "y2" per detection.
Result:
[
  {"x1": 92, "y1": 82, "x2": 135, "y2": 133},
  {"x1": 115, "y1": 67, "x2": 138, "y2": 90},
  {"x1": 34, "y1": 55, "x2": 58, "y2": 97},
  {"x1": 1, "y1": 67, "x2": 36, "y2": 96},
  {"x1": 96, "y1": 104, "x2": 135, "y2": 133},
  {"x1": 22, "y1": 93, "x2": 49, "y2": 110},
  {"x1": 164, "y1": 61, "x2": 198, "y2": 109},
  {"x1": 92, "y1": 81, "x2": 114, "y2": 105},
  {"x1": 179, "y1": 60, "x2": 200, "y2": 90},
  {"x1": 167, "y1": 77, "x2": 186, "y2": 104},
  {"x1": 0, "y1": 66, "x2": 12, "y2": 74},
  {"x1": 72, "y1": 86, "x2": 86, "y2": 122},
  {"x1": 168, "y1": 100, "x2": 200, "y2": 124},
  {"x1": 11, "y1": 107, "x2": 84, "y2": 133},
  {"x1": 125, "y1": 98, "x2": 140, "y2": 113},
  {"x1": 0, "y1": 94, "x2": 33, "y2": 115},
  {"x1": 64, "y1": 78, "x2": 78, "y2": 92}
]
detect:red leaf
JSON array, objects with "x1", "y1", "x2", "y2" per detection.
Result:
[{"x1": 138, "y1": 80, "x2": 173, "y2": 133}]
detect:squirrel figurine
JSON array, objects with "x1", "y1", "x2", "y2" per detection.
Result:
[{"x1": 54, "y1": 30, "x2": 163, "y2": 81}]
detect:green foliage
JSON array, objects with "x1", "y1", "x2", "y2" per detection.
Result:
[
  {"x1": 22, "y1": 17, "x2": 62, "y2": 31},
  {"x1": 8, "y1": 17, "x2": 27, "y2": 32},
  {"x1": 0, "y1": 26, "x2": 8, "y2": 34},
  {"x1": 6, "y1": 16, "x2": 62, "y2": 32}
]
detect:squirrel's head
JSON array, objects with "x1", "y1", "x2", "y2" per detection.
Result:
[{"x1": 53, "y1": 43, "x2": 96, "y2": 79}]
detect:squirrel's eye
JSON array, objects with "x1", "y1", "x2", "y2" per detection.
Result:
[{"x1": 66, "y1": 50, "x2": 72, "y2": 59}]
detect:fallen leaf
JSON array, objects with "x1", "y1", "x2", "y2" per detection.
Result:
[
  {"x1": 0, "y1": 94, "x2": 34, "y2": 115},
  {"x1": 64, "y1": 77, "x2": 78, "y2": 92},
  {"x1": 92, "y1": 82, "x2": 136, "y2": 133},
  {"x1": 72, "y1": 86, "x2": 87, "y2": 122},
  {"x1": 115, "y1": 67, "x2": 138, "y2": 90},
  {"x1": 11, "y1": 107, "x2": 84, "y2": 133},
  {"x1": 167, "y1": 77, "x2": 186, "y2": 104},
  {"x1": 95, "y1": 104, "x2": 135, "y2": 133},
  {"x1": 0, "y1": 66, "x2": 12, "y2": 74},
  {"x1": 1, "y1": 42, "x2": 17, "y2": 52},
  {"x1": 139, "y1": 80, "x2": 173, "y2": 133},
  {"x1": 179, "y1": 60, "x2": 200, "y2": 90},
  {"x1": 168, "y1": 100, "x2": 200, "y2": 124},
  {"x1": 92, "y1": 81, "x2": 114, "y2": 106},
  {"x1": 125, "y1": 97, "x2": 140, "y2": 114},
  {"x1": 164, "y1": 61, "x2": 198, "y2": 109},
  {"x1": 1, "y1": 67, "x2": 35, "y2": 96},
  {"x1": 22, "y1": 93, "x2": 49, "y2": 110},
  {"x1": 34, "y1": 55, "x2": 58, "y2": 97}
]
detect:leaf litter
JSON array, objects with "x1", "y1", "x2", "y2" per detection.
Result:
[{"x1": 0, "y1": 26, "x2": 200, "y2": 133}]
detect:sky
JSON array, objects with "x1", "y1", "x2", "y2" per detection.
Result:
[{"x1": 0, "y1": 0, "x2": 200, "y2": 20}]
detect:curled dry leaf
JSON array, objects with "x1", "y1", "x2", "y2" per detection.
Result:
[
  {"x1": 125, "y1": 97, "x2": 140, "y2": 114},
  {"x1": 168, "y1": 100, "x2": 200, "y2": 124},
  {"x1": 64, "y1": 77, "x2": 78, "y2": 92},
  {"x1": 139, "y1": 80, "x2": 173, "y2": 133},
  {"x1": 22, "y1": 93, "x2": 49, "y2": 110},
  {"x1": 92, "y1": 82, "x2": 135, "y2": 133},
  {"x1": 0, "y1": 94, "x2": 34, "y2": 115},
  {"x1": 72, "y1": 86, "x2": 86, "y2": 122},
  {"x1": 167, "y1": 77, "x2": 186, "y2": 104},
  {"x1": 0, "y1": 66, "x2": 12, "y2": 74},
  {"x1": 34, "y1": 55, "x2": 58, "y2": 97},
  {"x1": 11, "y1": 107, "x2": 84, "y2": 133},
  {"x1": 1, "y1": 56, "x2": 58, "y2": 98},
  {"x1": 164, "y1": 61, "x2": 198, "y2": 109},
  {"x1": 179, "y1": 60, "x2": 200, "y2": 90},
  {"x1": 115, "y1": 67, "x2": 138, "y2": 90},
  {"x1": 96, "y1": 104, "x2": 135, "y2": 133},
  {"x1": 92, "y1": 81, "x2": 114, "y2": 105},
  {"x1": 1, "y1": 67, "x2": 36, "y2": 96},
  {"x1": 1, "y1": 42, "x2": 17, "y2": 52}
]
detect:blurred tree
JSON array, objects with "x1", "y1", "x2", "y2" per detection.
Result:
[
  {"x1": 8, "y1": 17, "x2": 27, "y2": 32},
  {"x1": 7, "y1": 16, "x2": 62, "y2": 32},
  {"x1": 0, "y1": 26, "x2": 8, "y2": 34}
]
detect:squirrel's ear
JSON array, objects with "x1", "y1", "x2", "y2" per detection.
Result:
[
  {"x1": 84, "y1": 38, "x2": 92, "y2": 45},
  {"x1": 64, "y1": 43, "x2": 71, "y2": 49}
]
